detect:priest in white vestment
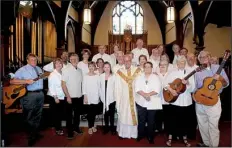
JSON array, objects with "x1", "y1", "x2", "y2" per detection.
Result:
[
  {"x1": 115, "y1": 55, "x2": 141, "y2": 139},
  {"x1": 131, "y1": 39, "x2": 149, "y2": 65}
]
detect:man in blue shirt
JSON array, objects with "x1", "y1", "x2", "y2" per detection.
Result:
[
  {"x1": 10, "y1": 53, "x2": 44, "y2": 146},
  {"x1": 194, "y1": 51, "x2": 229, "y2": 147}
]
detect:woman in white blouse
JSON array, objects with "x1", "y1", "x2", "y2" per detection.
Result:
[
  {"x1": 95, "y1": 58, "x2": 104, "y2": 75},
  {"x1": 48, "y1": 58, "x2": 65, "y2": 136},
  {"x1": 138, "y1": 55, "x2": 147, "y2": 71},
  {"x1": 163, "y1": 56, "x2": 195, "y2": 147},
  {"x1": 83, "y1": 62, "x2": 101, "y2": 135},
  {"x1": 77, "y1": 49, "x2": 91, "y2": 75},
  {"x1": 155, "y1": 60, "x2": 171, "y2": 134},
  {"x1": 99, "y1": 62, "x2": 116, "y2": 135},
  {"x1": 135, "y1": 62, "x2": 162, "y2": 144},
  {"x1": 149, "y1": 48, "x2": 160, "y2": 70}
]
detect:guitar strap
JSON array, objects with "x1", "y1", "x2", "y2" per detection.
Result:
[{"x1": 33, "y1": 66, "x2": 40, "y2": 77}]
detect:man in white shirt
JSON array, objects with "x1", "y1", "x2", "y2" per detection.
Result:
[
  {"x1": 186, "y1": 53, "x2": 198, "y2": 71},
  {"x1": 61, "y1": 53, "x2": 83, "y2": 139},
  {"x1": 112, "y1": 51, "x2": 124, "y2": 73},
  {"x1": 131, "y1": 39, "x2": 149, "y2": 65},
  {"x1": 110, "y1": 45, "x2": 119, "y2": 67},
  {"x1": 172, "y1": 44, "x2": 180, "y2": 66},
  {"x1": 92, "y1": 45, "x2": 112, "y2": 65},
  {"x1": 115, "y1": 55, "x2": 141, "y2": 139},
  {"x1": 43, "y1": 51, "x2": 71, "y2": 72}
]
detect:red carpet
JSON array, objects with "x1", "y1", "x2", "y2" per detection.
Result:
[{"x1": 6, "y1": 121, "x2": 231, "y2": 147}]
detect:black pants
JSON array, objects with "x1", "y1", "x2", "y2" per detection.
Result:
[
  {"x1": 87, "y1": 104, "x2": 98, "y2": 128},
  {"x1": 154, "y1": 110, "x2": 163, "y2": 132},
  {"x1": 20, "y1": 91, "x2": 44, "y2": 139},
  {"x1": 162, "y1": 104, "x2": 171, "y2": 134},
  {"x1": 136, "y1": 104, "x2": 156, "y2": 139},
  {"x1": 53, "y1": 99, "x2": 65, "y2": 131},
  {"x1": 66, "y1": 97, "x2": 83, "y2": 135},
  {"x1": 104, "y1": 102, "x2": 116, "y2": 130},
  {"x1": 166, "y1": 104, "x2": 191, "y2": 138},
  {"x1": 187, "y1": 102, "x2": 197, "y2": 139}
]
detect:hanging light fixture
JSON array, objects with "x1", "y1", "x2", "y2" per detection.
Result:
[
  {"x1": 167, "y1": 1, "x2": 175, "y2": 23},
  {"x1": 83, "y1": 0, "x2": 91, "y2": 24}
]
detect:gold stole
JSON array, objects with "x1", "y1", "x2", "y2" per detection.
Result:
[{"x1": 117, "y1": 68, "x2": 141, "y2": 126}]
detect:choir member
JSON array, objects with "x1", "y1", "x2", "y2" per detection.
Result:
[
  {"x1": 186, "y1": 52, "x2": 198, "y2": 140},
  {"x1": 48, "y1": 58, "x2": 65, "y2": 136},
  {"x1": 164, "y1": 55, "x2": 195, "y2": 147},
  {"x1": 157, "y1": 44, "x2": 165, "y2": 55},
  {"x1": 92, "y1": 45, "x2": 112, "y2": 65},
  {"x1": 194, "y1": 51, "x2": 229, "y2": 147},
  {"x1": 100, "y1": 62, "x2": 116, "y2": 135},
  {"x1": 180, "y1": 48, "x2": 188, "y2": 57},
  {"x1": 154, "y1": 60, "x2": 171, "y2": 134},
  {"x1": 43, "y1": 50, "x2": 71, "y2": 72},
  {"x1": 78, "y1": 49, "x2": 91, "y2": 75},
  {"x1": 210, "y1": 56, "x2": 219, "y2": 64},
  {"x1": 95, "y1": 58, "x2": 104, "y2": 75},
  {"x1": 155, "y1": 54, "x2": 175, "y2": 73},
  {"x1": 112, "y1": 51, "x2": 124, "y2": 74},
  {"x1": 83, "y1": 62, "x2": 101, "y2": 135},
  {"x1": 149, "y1": 48, "x2": 160, "y2": 70},
  {"x1": 115, "y1": 55, "x2": 141, "y2": 139},
  {"x1": 186, "y1": 53, "x2": 198, "y2": 70},
  {"x1": 135, "y1": 62, "x2": 162, "y2": 144},
  {"x1": 172, "y1": 44, "x2": 181, "y2": 66},
  {"x1": 110, "y1": 45, "x2": 119, "y2": 67},
  {"x1": 61, "y1": 53, "x2": 83, "y2": 139},
  {"x1": 10, "y1": 53, "x2": 44, "y2": 146},
  {"x1": 131, "y1": 38, "x2": 149, "y2": 65},
  {"x1": 138, "y1": 55, "x2": 147, "y2": 71}
]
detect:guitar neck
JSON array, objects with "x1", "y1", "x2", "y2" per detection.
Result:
[
  {"x1": 184, "y1": 70, "x2": 196, "y2": 80},
  {"x1": 215, "y1": 60, "x2": 226, "y2": 75}
]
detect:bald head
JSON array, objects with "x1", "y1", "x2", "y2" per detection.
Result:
[{"x1": 124, "y1": 55, "x2": 132, "y2": 69}]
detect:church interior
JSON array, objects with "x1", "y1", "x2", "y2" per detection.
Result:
[{"x1": 0, "y1": 0, "x2": 231, "y2": 147}]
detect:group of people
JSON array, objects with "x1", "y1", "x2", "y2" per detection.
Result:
[{"x1": 9, "y1": 38, "x2": 229, "y2": 147}]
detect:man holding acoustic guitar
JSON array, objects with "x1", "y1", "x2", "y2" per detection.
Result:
[
  {"x1": 193, "y1": 50, "x2": 230, "y2": 147},
  {"x1": 9, "y1": 53, "x2": 46, "y2": 146}
]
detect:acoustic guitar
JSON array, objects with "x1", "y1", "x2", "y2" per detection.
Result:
[
  {"x1": 163, "y1": 65, "x2": 207, "y2": 103},
  {"x1": 193, "y1": 50, "x2": 230, "y2": 106},
  {"x1": 3, "y1": 72, "x2": 50, "y2": 109}
]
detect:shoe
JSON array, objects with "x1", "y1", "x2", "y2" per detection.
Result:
[
  {"x1": 103, "y1": 127, "x2": 109, "y2": 134},
  {"x1": 166, "y1": 138, "x2": 172, "y2": 147},
  {"x1": 136, "y1": 137, "x2": 143, "y2": 142},
  {"x1": 92, "y1": 127, "x2": 97, "y2": 133},
  {"x1": 183, "y1": 139, "x2": 191, "y2": 147},
  {"x1": 88, "y1": 128, "x2": 93, "y2": 135},
  {"x1": 147, "y1": 137, "x2": 154, "y2": 144},
  {"x1": 56, "y1": 130, "x2": 64, "y2": 136},
  {"x1": 35, "y1": 133, "x2": 44, "y2": 140},
  {"x1": 74, "y1": 129, "x2": 83, "y2": 135},
  {"x1": 197, "y1": 143, "x2": 209, "y2": 147},
  {"x1": 28, "y1": 137, "x2": 36, "y2": 146},
  {"x1": 67, "y1": 133, "x2": 76, "y2": 140}
]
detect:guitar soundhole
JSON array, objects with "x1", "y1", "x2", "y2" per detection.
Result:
[
  {"x1": 208, "y1": 84, "x2": 215, "y2": 90},
  {"x1": 11, "y1": 93, "x2": 19, "y2": 99}
]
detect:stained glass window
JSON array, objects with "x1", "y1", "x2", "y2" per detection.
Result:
[{"x1": 112, "y1": 1, "x2": 144, "y2": 34}]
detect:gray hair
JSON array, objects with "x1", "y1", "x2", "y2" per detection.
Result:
[
  {"x1": 197, "y1": 50, "x2": 210, "y2": 61},
  {"x1": 176, "y1": 55, "x2": 187, "y2": 63}
]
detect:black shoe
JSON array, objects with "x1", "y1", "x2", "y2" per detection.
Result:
[
  {"x1": 28, "y1": 137, "x2": 36, "y2": 146},
  {"x1": 197, "y1": 143, "x2": 209, "y2": 147},
  {"x1": 136, "y1": 137, "x2": 143, "y2": 142},
  {"x1": 103, "y1": 127, "x2": 109, "y2": 135},
  {"x1": 67, "y1": 132, "x2": 76, "y2": 140},
  {"x1": 118, "y1": 136, "x2": 123, "y2": 140},
  {"x1": 74, "y1": 129, "x2": 83, "y2": 135},
  {"x1": 35, "y1": 133, "x2": 44, "y2": 140},
  {"x1": 147, "y1": 137, "x2": 154, "y2": 144}
]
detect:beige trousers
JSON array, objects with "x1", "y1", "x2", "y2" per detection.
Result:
[{"x1": 195, "y1": 99, "x2": 221, "y2": 147}]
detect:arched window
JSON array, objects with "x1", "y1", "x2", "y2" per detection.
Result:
[{"x1": 112, "y1": 1, "x2": 144, "y2": 34}]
